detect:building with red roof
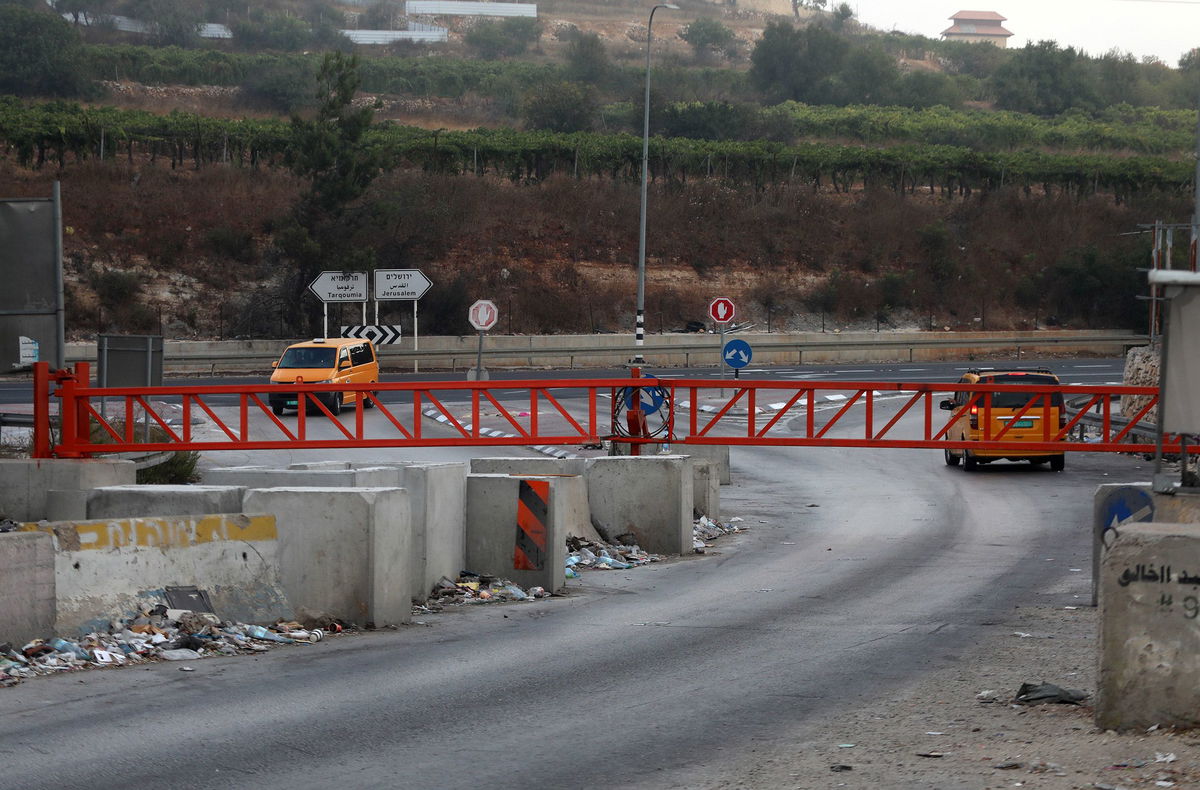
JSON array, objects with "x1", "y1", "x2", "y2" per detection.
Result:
[{"x1": 941, "y1": 10, "x2": 1014, "y2": 47}]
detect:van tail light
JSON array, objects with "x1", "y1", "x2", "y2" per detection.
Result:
[{"x1": 969, "y1": 405, "x2": 979, "y2": 430}]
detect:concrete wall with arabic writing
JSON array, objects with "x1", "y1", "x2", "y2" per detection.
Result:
[
  {"x1": 18, "y1": 514, "x2": 289, "y2": 635},
  {"x1": 1097, "y1": 523, "x2": 1200, "y2": 730}
]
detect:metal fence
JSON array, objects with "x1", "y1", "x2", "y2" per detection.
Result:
[
  {"x1": 405, "y1": 1, "x2": 537, "y2": 17},
  {"x1": 343, "y1": 28, "x2": 448, "y2": 43}
]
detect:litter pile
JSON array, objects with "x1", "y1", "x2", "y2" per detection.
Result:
[
  {"x1": 417, "y1": 574, "x2": 548, "y2": 612},
  {"x1": 693, "y1": 515, "x2": 745, "y2": 553},
  {"x1": 0, "y1": 605, "x2": 343, "y2": 688},
  {"x1": 566, "y1": 536, "x2": 662, "y2": 577}
]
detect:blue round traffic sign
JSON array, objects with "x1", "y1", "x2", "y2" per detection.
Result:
[
  {"x1": 1101, "y1": 486, "x2": 1154, "y2": 530},
  {"x1": 622, "y1": 385, "x2": 667, "y2": 412},
  {"x1": 722, "y1": 338, "x2": 753, "y2": 370}
]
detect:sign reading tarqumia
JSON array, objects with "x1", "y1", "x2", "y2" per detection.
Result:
[
  {"x1": 308, "y1": 271, "x2": 368, "y2": 302},
  {"x1": 374, "y1": 269, "x2": 432, "y2": 301},
  {"x1": 469, "y1": 300, "x2": 499, "y2": 331},
  {"x1": 709, "y1": 297, "x2": 735, "y2": 324}
]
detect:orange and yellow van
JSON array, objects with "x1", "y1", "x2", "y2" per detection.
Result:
[
  {"x1": 268, "y1": 338, "x2": 379, "y2": 416},
  {"x1": 940, "y1": 367, "x2": 1066, "y2": 471}
]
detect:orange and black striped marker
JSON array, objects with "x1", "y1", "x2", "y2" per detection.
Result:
[{"x1": 513, "y1": 479, "x2": 549, "y2": 571}]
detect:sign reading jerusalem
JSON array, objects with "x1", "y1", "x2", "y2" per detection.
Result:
[{"x1": 375, "y1": 269, "x2": 433, "y2": 301}]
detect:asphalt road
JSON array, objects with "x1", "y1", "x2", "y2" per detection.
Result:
[{"x1": 0, "y1": 387, "x2": 1144, "y2": 790}]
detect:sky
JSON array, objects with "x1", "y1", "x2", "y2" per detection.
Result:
[{"x1": 848, "y1": 0, "x2": 1200, "y2": 65}]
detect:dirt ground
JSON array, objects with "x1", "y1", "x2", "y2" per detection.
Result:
[{"x1": 712, "y1": 604, "x2": 1200, "y2": 790}]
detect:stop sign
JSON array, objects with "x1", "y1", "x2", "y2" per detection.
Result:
[
  {"x1": 709, "y1": 297, "x2": 735, "y2": 324},
  {"x1": 468, "y1": 299, "x2": 499, "y2": 331}
]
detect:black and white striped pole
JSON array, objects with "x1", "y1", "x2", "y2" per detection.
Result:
[{"x1": 634, "y1": 2, "x2": 679, "y2": 364}]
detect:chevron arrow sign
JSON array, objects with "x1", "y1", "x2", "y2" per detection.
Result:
[{"x1": 340, "y1": 325, "x2": 403, "y2": 345}]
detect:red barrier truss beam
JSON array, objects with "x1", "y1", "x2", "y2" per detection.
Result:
[{"x1": 31, "y1": 364, "x2": 1181, "y2": 458}]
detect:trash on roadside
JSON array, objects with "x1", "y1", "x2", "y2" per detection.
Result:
[
  {"x1": 1013, "y1": 681, "x2": 1089, "y2": 705},
  {"x1": 0, "y1": 601, "x2": 344, "y2": 687},
  {"x1": 418, "y1": 574, "x2": 543, "y2": 611},
  {"x1": 830, "y1": 764, "x2": 853, "y2": 772}
]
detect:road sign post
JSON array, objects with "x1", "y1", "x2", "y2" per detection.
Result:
[
  {"x1": 709, "y1": 298, "x2": 735, "y2": 387},
  {"x1": 468, "y1": 300, "x2": 499, "y2": 381},
  {"x1": 374, "y1": 269, "x2": 433, "y2": 373}
]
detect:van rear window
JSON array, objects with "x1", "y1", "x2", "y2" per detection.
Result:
[
  {"x1": 278, "y1": 347, "x2": 336, "y2": 368},
  {"x1": 984, "y1": 374, "x2": 1063, "y2": 407}
]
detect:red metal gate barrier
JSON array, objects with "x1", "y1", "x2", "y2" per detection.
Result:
[{"x1": 31, "y1": 361, "x2": 1180, "y2": 458}]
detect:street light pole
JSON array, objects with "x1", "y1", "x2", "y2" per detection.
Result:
[{"x1": 634, "y1": 2, "x2": 678, "y2": 363}]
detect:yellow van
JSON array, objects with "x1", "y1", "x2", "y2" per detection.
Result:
[
  {"x1": 940, "y1": 367, "x2": 1066, "y2": 471},
  {"x1": 268, "y1": 338, "x2": 380, "y2": 416}
]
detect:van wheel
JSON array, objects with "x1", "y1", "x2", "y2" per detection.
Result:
[
  {"x1": 963, "y1": 451, "x2": 978, "y2": 471},
  {"x1": 944, "y1": 448, "x2": 960, "y2": 467},
  {"x1": 1050, "y1": 454, "x2": 1065, "y2": 472},
  {"x1": 330, "y1": 393, "x2": 342, "y2": 416},
  {"x1": 363, "y1": 384, "x2": 376, "y2": 408},
  {"x1": 272, "y1": 403, "x2": 285, "y2": 416}
]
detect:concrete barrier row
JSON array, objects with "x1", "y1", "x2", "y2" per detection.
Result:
[{"x1": 1, "y1": 450, "x2": 727, "y2": 641}]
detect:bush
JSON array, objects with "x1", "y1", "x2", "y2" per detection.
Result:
[
  {"x1": 238, "y1": 61, "x2": 317, "y2": 113},
  {"x1": 465, "y1": 17, "x2": 542, "y2": 59},
  {"x1": 137, "y1": 451, "x2": 201, "y2": 484},
  {"x1": 521, "y1": 81, "x2": 597, "y2": 132},
  {"x1": 680, "y1": 17, "x2": 735, "y2": 58},
  {"x1": 0, "y1": 6, "x2": 93, "y2": 98}
]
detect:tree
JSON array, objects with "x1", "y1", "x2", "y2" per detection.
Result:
[
  {"x1": 232, "y1": 12, "x2": 316, "y2": 51},
  {"x1": 465, "y1": 17, "x2": 542, "y2": 58},
  {"x1": 750, "y1": 21, "x2": 848, "y2": 104},
  {"x1": 990, "y1": 40, "x2": 1099, "y2": 116},
  {"x1": 521, "y1": 81, "x2": 596, "y2": 133},
  {"x1": 836, "y1": 45, "x2": 898, "y2": 104},
  {"x1": 278, "y1": 53, "x2": 383, "y2": 334},
  {"x1": 680, "y1": 17, "x2": 734, "y2": 60},
  {"x1": 0, "y1": 6, "x2": 92, "y2": 97},
  {"x1": 830, "y1": 2, "x2": 854, "y2": 30},
  {"x1": 792, "y1": 0, "x2": 826, "y2": 18},
  {"x1": 564, "y1": 31, "x2": 609, "y2": 84},
  {"x1": 128, "y1": 0, "x2": 204, "y2": 46}
]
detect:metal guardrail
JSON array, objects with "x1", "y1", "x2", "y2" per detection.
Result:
[
  {"x1": 1066, "y1": 394, "x2": 1156, "y2": 446},
  {"x1": 66, "y1": 332, "x2": 1147, "y2": 374}
]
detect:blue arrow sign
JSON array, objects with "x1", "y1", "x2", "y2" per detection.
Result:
[
  {"x1": 1101, "y1": 486, "x2": 1154, "y2": 531},
  {"x1": 622, "y1": 385, "x2": 667, "y2": 412},
  {"x1": 723, "y1": 338, "x2": 753, "y2": 369}
]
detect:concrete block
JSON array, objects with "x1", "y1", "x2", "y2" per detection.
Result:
[
  {"x1": 0, "y1": 532, "x2": 55, "y2": 644},
  {"x1": 1154, "y1": 491, "x2": 1200, "y2": 525},
  {"x1": 87, "y1": 485, "x2": 246, "y2": 518},
  {"x1": 607, "y1": 443, "x2": 730, "y2": 485},
  {"x1": 691, "y1": 459, "x2": 720, "y2": 520},
  {"x1": 0, "y1": 459, "x2": 135, "y2": 521},
  {"x1": 353, "y1": 467, "x2": 405, "y2": 488},
  {"x1": 465, "y1": 474, "x2": 567, "y2": 592},
  {"x1": 400, "y1": 463, "x2": 467, "y2": 601},
  {"x1": 1097, "y1": 523, "x2": 1200, "y2": 730},
  {"x1": 676, "y1": 444, "x2": 730, "y2": 485},
  {"x1": 46, "y1": 490, "x2": 88, "y2": 521},
  {"x1": 204, "y1": 467, "x2": 359, "y2": 488},
  {"x1": 243, "y1": 488, "x2": 412, "y2": 627},
  {"x1": 585, "y1": 456, "x2": 694, "y2": 555},
  {"x1": 20, "y1": 514, "x2": 290, "y2": 634},
  {"x1": 288, "y1": 461, "x2": 351, "y2": 470},
  {"x1": 470, "y1": 457, "x2": 587, "y2": 477}
]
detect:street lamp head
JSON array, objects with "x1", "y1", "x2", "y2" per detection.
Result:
[{"x1": 662, "y1": 3, "x2": 679, "y2": 8}]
